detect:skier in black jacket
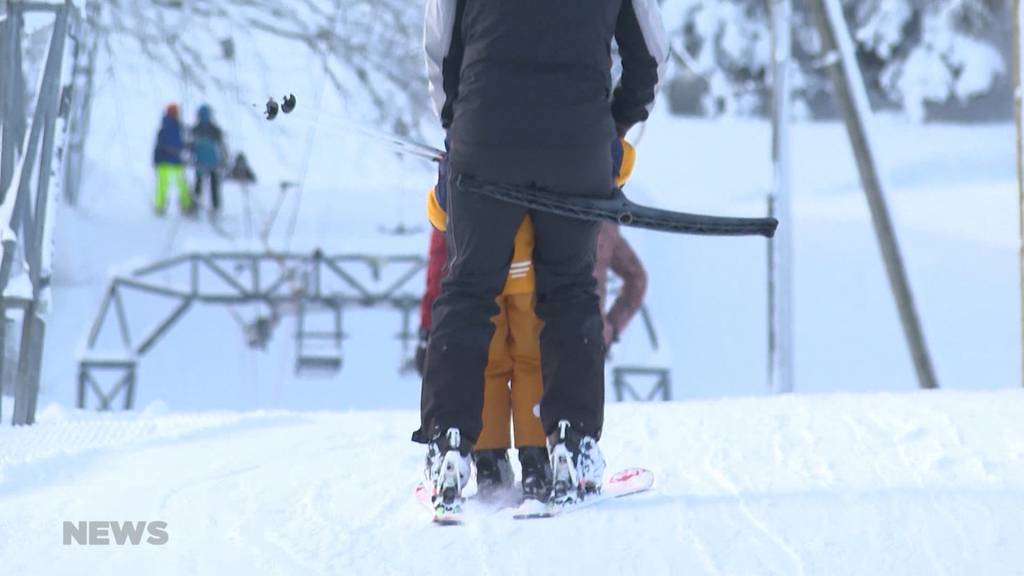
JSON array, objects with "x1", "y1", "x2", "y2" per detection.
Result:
[{"x1": 417, "y1": 0, "x2": 668, "y2": 515}]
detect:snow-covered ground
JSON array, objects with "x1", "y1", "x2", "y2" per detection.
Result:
[{"x1": 2, "y1": 391, "x2": 1023, "y2": 575}]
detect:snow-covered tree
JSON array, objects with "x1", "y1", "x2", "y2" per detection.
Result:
[
  {"x1": 100, "y1": 0, "x2": 428, "y2": 136},
  {"x1": 99, "y1": 0, "x2": 1008, "y2": 124},
  {"x1": 661, "y1": 0, "x2": 772, "y2": 115},
  {"x1": 874, "y1": 0, "x2": 1007, "y2": 119},
  {"x1": 661, "y1": 0, "x2": 1009, "y2": 120}
]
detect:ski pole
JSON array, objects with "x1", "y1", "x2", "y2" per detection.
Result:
[
  {"x1": 259, "y1": 96, "x2": 444, "y2": 162},
  {"x1": 315, "y1": 109, "x2": 445, "y2": 161}
]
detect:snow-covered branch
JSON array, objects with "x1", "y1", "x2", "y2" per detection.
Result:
[
  {"x1": 98, "y1": 0, "x2": 428, "y2": 135},
  {"x1": 661, "y1": 0, "x2": 1010, "y2": 119}
]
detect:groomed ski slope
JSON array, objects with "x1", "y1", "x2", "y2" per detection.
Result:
[{"x1": 2, "y1": 390, "x2": 1022, "y2": 575}]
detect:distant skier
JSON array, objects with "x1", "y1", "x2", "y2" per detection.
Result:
[
  {"x1": 152, "y1": 104, "x2": 192, "y2": 215},
  {"x1": 190, "y1": 104, "x2": 227, "y2": 213},
  {"x1": 417, "y1": 0, "x2": 667, "y2": 516}
]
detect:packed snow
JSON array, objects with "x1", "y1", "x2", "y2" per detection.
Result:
[{"x1": 2, "y1": 391, "x2": 1023, "y2": 574}]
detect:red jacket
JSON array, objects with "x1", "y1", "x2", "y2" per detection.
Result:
[{"x1": 420, "y1": 228, "x2": 447, "y2": 331}]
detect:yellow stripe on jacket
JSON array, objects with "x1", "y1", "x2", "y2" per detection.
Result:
[
  {"x1": 425, "y1": 140, "x2": 636, "y2": 297},
  {"x1": 426, "y1": 188, "x2": 535, "y2": 295}
]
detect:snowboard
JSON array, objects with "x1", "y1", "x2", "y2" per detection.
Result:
[{"x1": 512, "y1": 467, "x2": 655, "y2": 520}]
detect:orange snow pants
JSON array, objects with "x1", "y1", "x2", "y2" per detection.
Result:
[{"x1": 475, "y1": 293, "x2": 547, "y2": 450}]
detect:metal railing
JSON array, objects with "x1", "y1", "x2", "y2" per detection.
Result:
[
  {"x1": 1, "y1": 0, "x2": 96, "y2": 425},
  {"x1": 79, "y1": 250, "x2": 426, "y2": 411}
]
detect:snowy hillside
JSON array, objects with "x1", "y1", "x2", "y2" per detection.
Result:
[{"x1": 2, "y1": 390, "x2": 1023, "y2": 575}]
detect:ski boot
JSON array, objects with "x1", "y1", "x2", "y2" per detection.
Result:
[
  {"x1": 424, "y1": 428, "x2": 471, "y2": 522},
  {"x1": 472, "y1": 449, "x2": 514, "y2": 502},
  {"x1": 547, "y1": 420, "x2": 605, "y2": 507},
  {"x1": 518, "y1": 446, "x2": 553, "y2": 502}
]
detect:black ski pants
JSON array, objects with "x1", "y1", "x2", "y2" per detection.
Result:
[
  {"x1": 194, "y1": 168, "x2": 221, "y2": 211},
  {"x1": 418, "y1": 170, "x2": 605, "y2": 446}
]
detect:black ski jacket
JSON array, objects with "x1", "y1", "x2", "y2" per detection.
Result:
[{"x1": 424, "y1": 0, "x2": 667, "y2": 196}]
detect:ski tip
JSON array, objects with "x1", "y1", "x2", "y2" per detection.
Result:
[
  {"x1": 608, "y1": 467, "x2": 652, "y2": 483},
  {"x1": 414, "y1": 482, "x2": 432, "y2": 504}
]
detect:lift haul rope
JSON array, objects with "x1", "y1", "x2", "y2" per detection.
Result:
[{"x1": 260, "y1": 95, "x2": 778, "y2": 239}]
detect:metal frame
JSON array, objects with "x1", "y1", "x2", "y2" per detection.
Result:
[
  {"x1": 613, "y1": 366, "x2": 672, "y2": 402},
  {"x1": 1, "y1": 0, "x2": 88, "y2": 425},
  {"x1": 79, "y1": 250, "x2": 425, "y2": 410},
  {"x1": 78, "y1": 359, "x2": 136, "y2": 411}
]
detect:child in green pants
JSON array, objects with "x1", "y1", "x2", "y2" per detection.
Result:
[{"x1": 152, "y1": 104, "x2": 192, "y2": 213}]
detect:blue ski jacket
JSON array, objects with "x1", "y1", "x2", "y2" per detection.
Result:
[{"x1": 153, "y1": 115, "x2": 184, "y2": 165}]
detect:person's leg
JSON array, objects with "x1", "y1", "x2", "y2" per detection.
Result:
[
  {"x1": 418, "y1": 172, "x2": 527, "y2": 446},
  {"x1": 193, "y1": 168, "x2": 204, "y2": 205},
  {"x1": 174, "y1": 166, "x2": 192, "y2": 212},
  {"x1": 474, "y1": 298, "x2": 516, "y2": 496},
  {"x1": 506, "y1": 292, "x2": 552, "y2": 500},
  {"x1": 506, "y1": 293, "x2": 546, "y2": 448},
  {"x1": 210, "y1": 171, "x2": 221, "y2": 212},
  {"x1": 475, "y1": 298, "x2": 513, "y2": 451},
  {"x1": 155, "y1": 165, "x2": 169, "y2": 213},
  {"x1": 529, "y1": 209, "x2": 604, "y2": 439}
]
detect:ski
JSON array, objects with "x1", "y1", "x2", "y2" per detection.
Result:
[
  {"x1": 415, "y1": 482, "x2": 526, "y2": 524},
  {"x1": 417, "y1": 468, "x2": 654, "y2": 523},
  {"x1": 512, "y1": 467, "x2": 654, "y2": 520},
  {"x1": 415, "y1": 482, "x2": 464, "y2": 525},
  {"x1": 458, "y1": 175, "x2": 778, "y2": 238}
]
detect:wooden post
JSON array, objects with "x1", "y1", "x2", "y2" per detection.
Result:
[{"x1": 807, "y1": 0, "x2": 939, "y2": 390}]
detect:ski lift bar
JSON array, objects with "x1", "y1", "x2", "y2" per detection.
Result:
[{"x1": 260, "y1": 96, "x2": 778, "y2": 237}]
